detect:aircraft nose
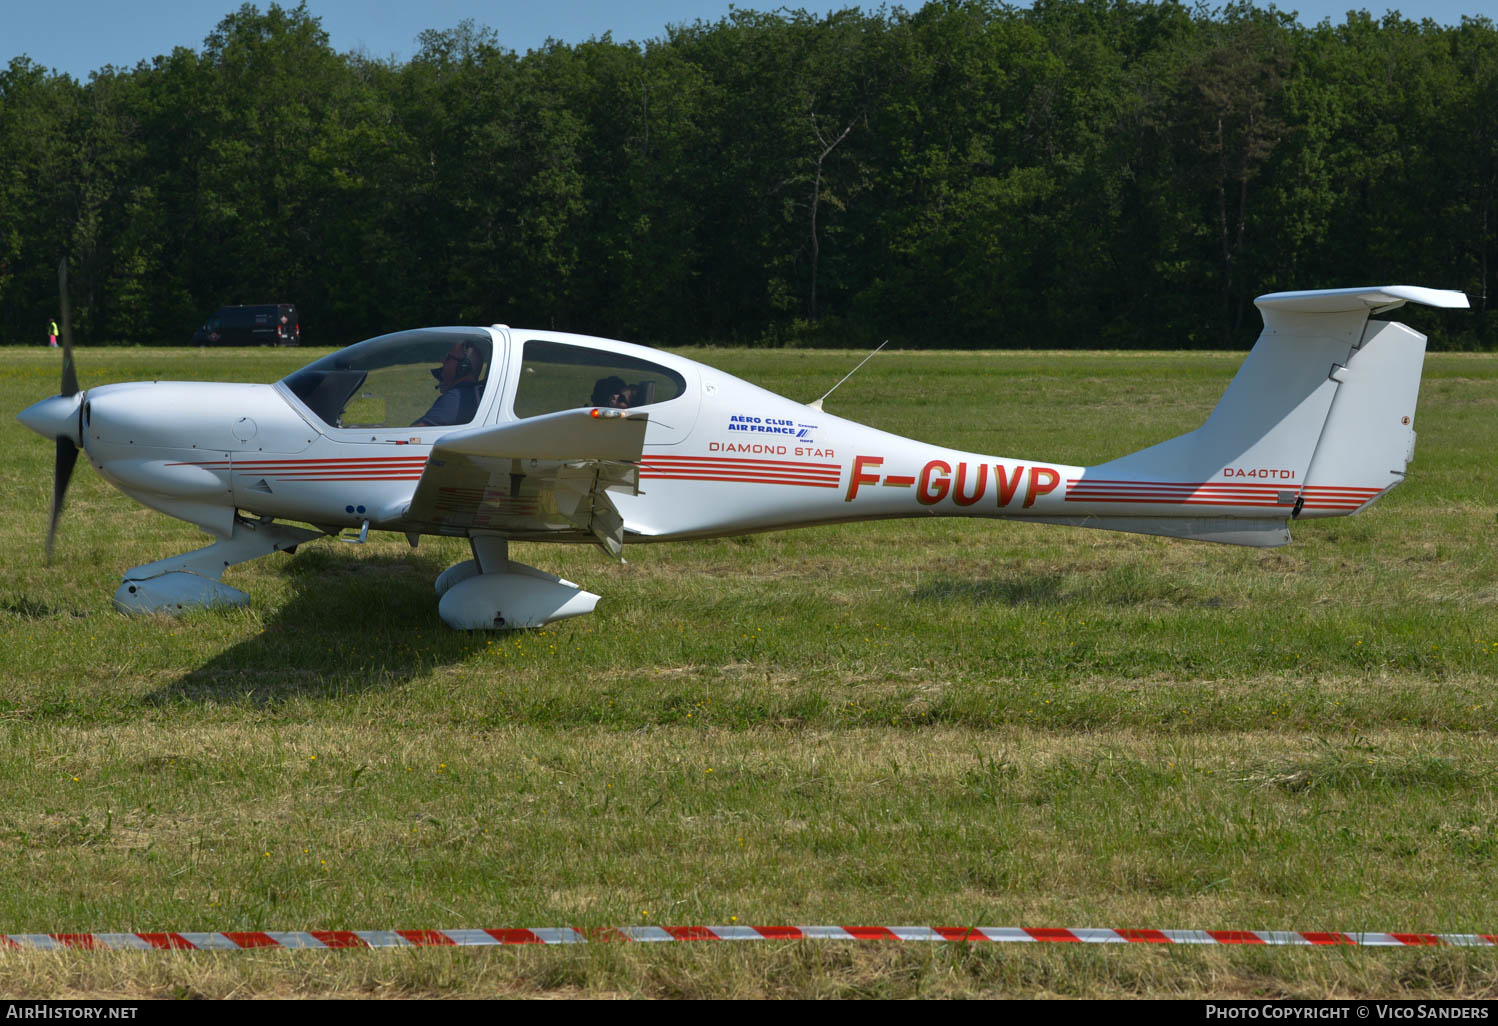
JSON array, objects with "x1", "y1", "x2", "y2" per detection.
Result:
[{"x1": 17, "y1": 393, "x2": 83, "y2": 445}]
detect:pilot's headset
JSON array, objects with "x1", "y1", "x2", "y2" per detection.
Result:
[
  {"x1": 432, "y1": 341, "x2": 477, "y2": 384},
  {"x1": 453, "y1": 342, "x2": 476, "y2": 380}
]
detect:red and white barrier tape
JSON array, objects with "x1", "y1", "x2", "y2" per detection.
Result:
[{"x1": 2, "y1": 926, "x2": 1494, "y2": 950}]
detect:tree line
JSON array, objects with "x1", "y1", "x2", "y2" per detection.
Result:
[{"x1": 2, "y1": 1, "x2": 1495, "y2": 350}]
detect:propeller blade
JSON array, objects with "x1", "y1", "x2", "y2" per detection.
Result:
[
  {"x1": 58, "y1": 257, "x2": 78, "y2": 397},
  {"x1": 46, "y1": 437, "x2": 79, "y2": 566},
  {"x1": 46, "y1": 256, "x2": 82, "y2": 564}
]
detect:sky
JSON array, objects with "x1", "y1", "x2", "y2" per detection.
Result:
[{"x1": 5, "y1": 0, "x2": 1498, "y2": 81}]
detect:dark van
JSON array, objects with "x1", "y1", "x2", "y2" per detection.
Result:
[{"x1": 192, "y1": 304, "x2": 300, "y2": 346}]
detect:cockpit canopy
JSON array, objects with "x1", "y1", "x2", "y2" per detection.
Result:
[{"x1": 281, "y1": 328, "x2": 493, "y2": 430}]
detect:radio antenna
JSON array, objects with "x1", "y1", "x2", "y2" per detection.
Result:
[{"x1": 808, "y1": 340, "x2": 888, "y2": 411}]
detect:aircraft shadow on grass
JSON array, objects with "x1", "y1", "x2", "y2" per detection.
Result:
[
  {"x1": 912, "y1": 573, "x2": 1071, "y2": 606},
  {"x1": 3, "y1": 596, "x2": 88, "y2": 619},
  {"x1": 146, "y1": 548, "x2": 488, "y2": 707},
  {"x1": 910, "y1": 568, "x2": 1220, "y2": 608}
]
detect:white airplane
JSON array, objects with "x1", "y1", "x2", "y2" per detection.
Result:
[{"x1": 19, "y1": 266, "x2": 1468, "y2": 629}]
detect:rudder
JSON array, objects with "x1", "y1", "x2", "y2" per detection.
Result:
[{"x1": 1296, "y1": 318, "x2": 1426, "y2": 517}]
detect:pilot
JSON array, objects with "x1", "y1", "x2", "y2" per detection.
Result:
[
  {"x1": 591, "y1": 375, "x2": 639, "y2": 409},
  {"x1": 415, "y1": 340, "x2": 482, "y2": 426}
]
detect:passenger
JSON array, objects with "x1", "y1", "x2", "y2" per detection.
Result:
[
  {"x1": 415, "y1": 341, "x2": 482, "y2": 426},
  {"x1": 591, "y1": 375, "x2": 639, "y2": 409}
]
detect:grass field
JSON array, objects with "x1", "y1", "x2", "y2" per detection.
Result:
[{"x1": 1, "y1": 343, "x2": 1495, "y2": 998}]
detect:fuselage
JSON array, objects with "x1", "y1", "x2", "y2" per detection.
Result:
[{"x1": 44, "y1": 324, "x2": 1348, "y2": 550}]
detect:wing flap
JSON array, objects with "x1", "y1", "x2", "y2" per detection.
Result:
[{"x1": 397, "y1": 408, "x2": 647, "y2": 552}]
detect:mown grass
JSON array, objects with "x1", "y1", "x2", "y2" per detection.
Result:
[{"x1": 0, "y1": 344, "x2": 1495, "y2": 998}]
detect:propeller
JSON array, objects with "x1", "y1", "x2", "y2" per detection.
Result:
[{"x1": 45, "y1": 257, "x2": 81, "y2": 564}]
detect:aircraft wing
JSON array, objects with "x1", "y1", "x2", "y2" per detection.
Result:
[{"x1": 395, "y1": 408, "x2": 647, "y2": 556}]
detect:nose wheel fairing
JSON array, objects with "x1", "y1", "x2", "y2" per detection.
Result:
[{"x1": 113, "y1": 517, "x2": 323, "y2": 615}]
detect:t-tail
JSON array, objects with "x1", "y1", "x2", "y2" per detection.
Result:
[{"x1": 1037, "y1": 286, "x2": 1469, "y2": 547}]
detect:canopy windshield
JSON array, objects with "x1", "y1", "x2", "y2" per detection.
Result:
[{"x1": 281, "y1": 329, "x2": 493, "y2": 429}]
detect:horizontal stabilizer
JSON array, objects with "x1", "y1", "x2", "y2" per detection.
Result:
[
  {"x1": 1255, "y1": 286, "x2": 1468, "y2": 336},
  {"x1": 1255, "y1": 285, "x2": 1469, "y2": 315}
]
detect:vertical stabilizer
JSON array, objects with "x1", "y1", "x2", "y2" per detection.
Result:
[
  {"x1": 1069, "y1": 285, "x2": 1466, "y2": 540},
  {"x1": 1085, "y1": 305, "x2": 1365, "y2": 486}
]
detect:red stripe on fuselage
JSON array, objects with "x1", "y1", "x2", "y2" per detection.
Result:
[{"x1": 639, "y1": 473, "x2": 840, "y2": 488}]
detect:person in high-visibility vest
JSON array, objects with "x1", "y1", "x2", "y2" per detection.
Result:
[{"x1": 48, "y1": 319, "x2": 58, "y2": 348}]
